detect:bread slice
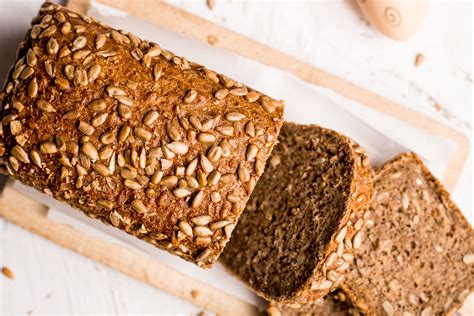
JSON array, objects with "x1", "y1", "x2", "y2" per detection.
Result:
[
  {"x1": 220, "y1": 122, "x2": 373, "y2": 303},
  {"x1": 341, "y1": 152, "x2": 474, "y2": 315}
]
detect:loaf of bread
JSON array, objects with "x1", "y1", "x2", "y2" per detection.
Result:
[
  {"x1": 341, "y1": 153, "x2": 474, "y2": 315},
  {"x1": 0, "y1": 2, "x2": 284, "y2": 267},
  {"x1": 221, "y1": 122, "x2": 373, "y2": 303}
]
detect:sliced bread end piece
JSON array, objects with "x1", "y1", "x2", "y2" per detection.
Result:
[
  {"x1": 221, "y1": 122, "x2": 373, "y2": 303},
  {"x1": 341, "y1": 152, "x2": 474, "y2": 316}
]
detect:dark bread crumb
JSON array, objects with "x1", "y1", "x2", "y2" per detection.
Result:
[
  {"x1": 342, "y1": 152, "x2": 474, "y2": 316},
  {"x1": 221, "y1": 122, "x2": 372, "y2": 304}
]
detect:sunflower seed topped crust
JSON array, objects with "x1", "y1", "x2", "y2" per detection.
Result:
[{"x1": 0, "y1": 2, "x2": 284, "y2": 268}]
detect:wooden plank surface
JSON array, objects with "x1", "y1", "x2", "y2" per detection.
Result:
[
  {"x1": 89, "y1": 0, "x2": 468, "y2": 192},
  {"x1": 0, "y1": 182, "x2": 259, "y2": 316}
]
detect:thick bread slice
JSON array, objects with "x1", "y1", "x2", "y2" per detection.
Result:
[
  {"x1": 221, "y1": 122, "x2": 373, "y2": 303},
  {"x1": 0, "y1": 2, "x2": 284, "y2": 267},
  {"x1": 341, "y1": 152, "x2": 474, "y2": 315}
]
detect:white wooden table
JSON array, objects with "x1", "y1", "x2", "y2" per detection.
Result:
[{"x1": 1, "y1": 0, "x2": 472, "y2": 314}]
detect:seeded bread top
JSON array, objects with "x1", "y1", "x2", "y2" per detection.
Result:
[
  {"x1": 221, "y1": 122, "x2": 372, "y2": 303},
  {"x1": 0, "y1": 2, "x2": 284, "y2": 267},
  {"x1": 341, "y1": 153, "x2": 474, "y2": 315}
]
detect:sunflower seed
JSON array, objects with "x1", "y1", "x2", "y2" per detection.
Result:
[
  {"x1": 78, "y1": 121, "x2": 95, "y2": 136},
  {"x1": 27, "y1": 149, "x2": 42, "y2": 168},
  {"x1": 28, "y1": 78, "x2": 38, "y2": 98},
  {"x1": 216, "y1": 125, "x2": 233, "y2": 136},
  {"x1": 254, "y1": 159, "x2": 265, "y2": 176},
  {"x1": 463, "y1": 253, "x2": 474, "y2": 265},
  {"x1": 219, "y1": 74, "x2": 234, "y2": 88},
  {"x1": 150, "y1": 170, "x2": 163, "y2": 184},
  {"x1": 210, "y1": 192, "x2": 221, "y2": 203},
  {"x1": 11, "y1": 145, "x2": 29, "y2": 163},
  {"x1": 115, "y1": 95, "x2": 133, "y2": 106},
  {"x1": 106, "y1": 86, "x2": 126, "y2": 97},
  {"x1": 221, "y1": 173, "x2": 235, "y2": 184},
  {"x1": 197, "y1": 132, "x2": 217, "y2": 144},
  {"x1": 21, "y1": 67, "x2": 34, "y2": 80},
  {"x1": 207, "y1": 170, "x2": 221, "y2": 186},
  {"x1": 161, "y1": 159, "x2": 173, "y2": 170},
  {"x1": 185, "y1": 158, "x2": 198, "y2": 176},
  {"x1": 226, "y1": 192, "x2": 239, "y2": 203},
  {"x1": 209, "y1": 220, "x2": 229, "y2": 231},
  {"x1": 73, "y1": 67, "x2": 88, "y2": 86},
  {"x1": 95, "y1": 34, "x2": 106, "y2": 49},
  {"x1": 162, "y1": 144, "x2": 175, "y2": 160},
  {"x1": 354, "y1": 218, "x2": 364, "y2": 231},
  {"x1": 12, "y1": 64, "x2": 26, "y2": 80},
  {"x1": 173, "y1": 188, "x2": 191, "y2": 199},
  {"x1": 37, "y1": 100, "x2": 55, "y2": 113},
  {"x1": 88, "y1": 63, "x2": 101, "y2": 82},
  {"x1": 178, "y1": 221, "x2": 193, "y2": 237},
  {"x1": 261, "y1": 97, "x2": 281, "y2": 113},
  {"x1": 46, "y1": 38, "x2": 59, "y2": 55},
  {"x1": 87, "y1": 98, "x2": 106, "y2": 112},
  {"x1": 139, "y1": 148, "x2": 147, "y2": 169},
  {"x1": 165, "y1": 142, "x2": 188, "y2": 155},
  {"x1": 245, "y1": 91, "x2": 260, "y2": 102},
  {"x1": 166, "y1": 124, "x2": 181, "y2": 141},
  {"x1": 224, "y1": 223, "x2": 235, "y2": 238},
  {"x1": 72, "y1": 47, "x2": 89, "y2": 60},
  {"x1": 40, "y1": 142, "x2": 58, "y2": 154},
  {"x1": 143, "y1": 110, "x2": 159, "y2": 126},
  {"x1": 238, "y1": 163, "x2": 250, "y2": 182},
  {"x1": 61, "y1": 110, "x2": 78, "y2": 121},
  {"x1": 186, "y1": 176, "x2": 199, "y2": 189},
  {"x1": 204, "y1": 69, "x2": 219, "y2": 83},
  {"x1": 9, "y1": 121, "x2": 22, "y2": 136},
  {"x1": 402, "y1": 192, "x2": 410, "y2": 211},
  {"x1": 54, "y1": 77, "x2": 69, "y2": 90},
  {"x1": 117, "y1": 104, "x2": 131, "y2": 120},
  {"x1": 26, "y1": 49, "x2": 37, "y2": 67},
  {"x1": 382, "y1": 301, "x2": 394, "y2": 316},
  {"x1": 335, "y1": 227, "x2": 347, "y2": 243},
  {"x1": 64, "y1": 64, "x2": 74, "y2": 80},
  {"x1": 312, "y1": 279, "x2": 332, "y2": 291},
  {"x1": 200, "y1": 155, "x2": 214, "y2": 173},
  {"x1": 81, "y1": 142, "x2": 98, "y2": 161},
  {"x1": 246, "y1": 144, "x2": 258, "y2": 161},
  {"x1": 108, "y1": 211, "x2": 122, "y2": 227},
  {"x1": 193, "y1": 225, "x2": 213, "y2": 237},
  {"x1": 188, "y1": 115, "x2": 202, "y2": 130},
  {"x1": 124, "y1": 179, "x2": 141, "y2": 190},
  {"x1": 39, "y1": 25, "x2": 56, "y2": 38},
  {"x1": 129, "y1": 48, "x2": 143, "y2": 60},
  {"x1": 91, "y1": 113, "x2": 108, "y2": 127},
  {"x1": 353, "y1": 232, "x2": 362, "y2": 249},
  {"x1": 146, "y1": 45, "x2": 161, "y2": 58},
  {"x1": 229, "y1": 87, "x2": 248, "y2": 96},
  {"x1": 134, "y1": 127, "x2": 152, "y2": 142},
  {"x1": 225, "y1": 112, "x2": 245, "y2": 122},
  {"x1": 153, "y1": 64, "x2": 163, "y2": 80},
  {"x1": 207, "y1": 146, "x2": 222, "y2": 162},
  {"x1": 184, "y1": 89, "x2": 197, "y2": 103},
  {"x1": 8, "y1": 156, "x2": 20, "y2": 172},
  {"x1": 160, "y1": 176, "x2": 179, "y2": 190},
  {"x1": 99, "y1": 145, "x2": 113, "y2": 161},
  {"x1": 60, "y1": 21, "x2": 71, "y2": 34},
  {"x1": 214, "y1": 89, "x2": 228, "y2": 100},
  {"x1": 30, "y1": 24, "x2": 41, "y2": 39},
  {"x1": 56, "y1": 46, "x2": 70, "y2": 59},
  {"x1": 131, "y1": 199, "x2": 149, "y2": 214}
]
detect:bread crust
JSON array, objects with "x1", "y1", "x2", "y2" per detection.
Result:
[
  {"x1": 341, "y1": 152, "x2": 474, "y2": 315},
  {"x1": 0, "y1": 2, "x2": 284, "y2": 267}
]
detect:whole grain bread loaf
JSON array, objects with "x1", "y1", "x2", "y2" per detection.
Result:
[
  {"x1": 221, "y1": 122, "x2": 373, "y2": 303},
  {"x1": 341, "y1": 153, "x2": 474, "y2": 315},
  {"x1": 0, "y1": 2, "x2": 284, "y2": 267}
]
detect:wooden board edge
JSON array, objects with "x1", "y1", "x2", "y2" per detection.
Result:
[
  {"x1": 69, "y1": 0, "x2": 467, "y2": 191},
  {"x1": 0, "y1": 183, "x2": 259, "y2": 316}
]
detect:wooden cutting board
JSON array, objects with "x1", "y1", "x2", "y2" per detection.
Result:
[{"x1": 0, "y1": 0, "x2": 471, "y2": 315}]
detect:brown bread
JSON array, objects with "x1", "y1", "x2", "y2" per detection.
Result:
[
  {"x1": 221, "y1": 122, "x2": 373, "y2": 303},
  {"x1": 341, "y1": 152, "x2": 474, "y2": 315},
  {"x1": 0, "y1": 2, "x2": 284, "y2": 267}
]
